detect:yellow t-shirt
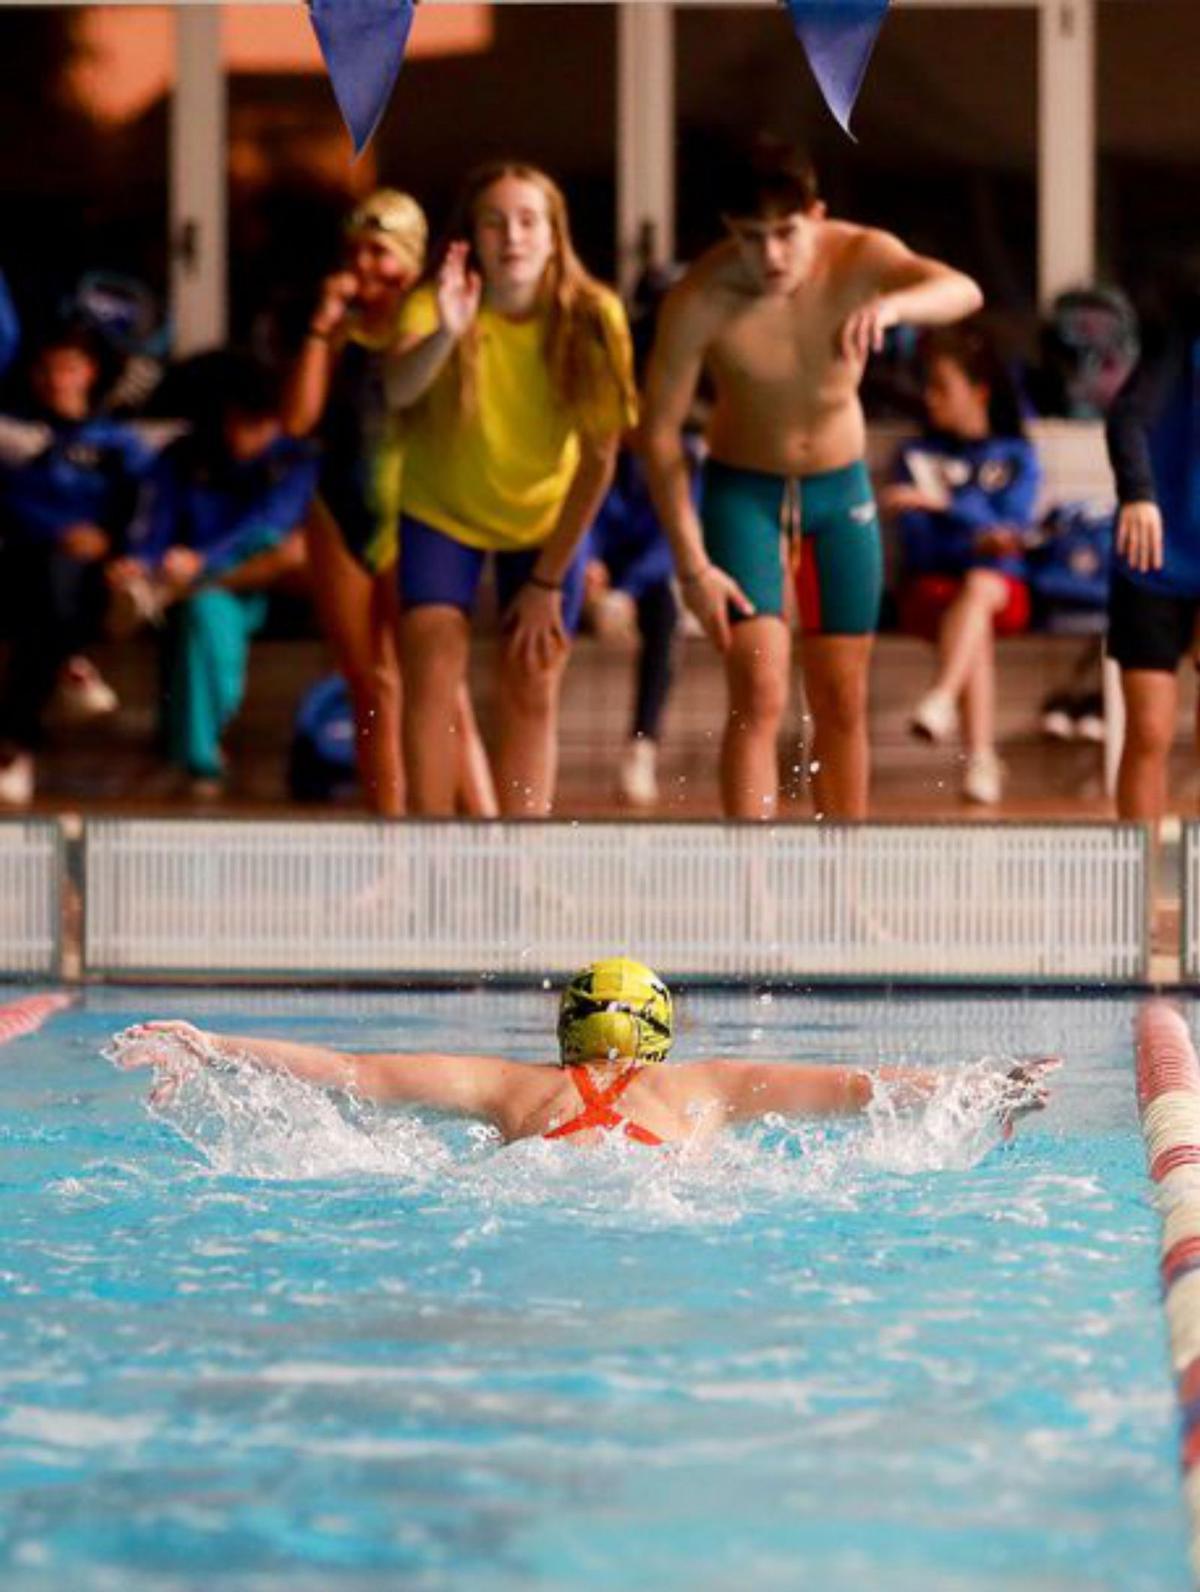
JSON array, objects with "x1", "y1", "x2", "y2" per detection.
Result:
[{"x1": 396, "y1": 285, "x2": 637, "y2": 551}]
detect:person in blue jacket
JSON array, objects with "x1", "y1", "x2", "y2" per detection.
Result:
[
  {"x1": 108, "y1": 356, "x2": 317, "y2": 795},
  {"x1": 881, "y1": 325, "x2": 1042, "y2": 805},
  {"x1": 0, "y1": 326, "x2": 154, "y2": 805},
  {"x1": 1104, "y1": 284, "x2": 1200, "y2": 824}
]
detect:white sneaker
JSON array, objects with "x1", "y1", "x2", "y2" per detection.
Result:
[
  {"x1": 962, "y1": 750, "x2": 1004, "y2": 806},
  {"x1": 51, "y1": 656, "x2": 119, "y2": 723},
  {"x1": 1074, "y1": 693, "x2": 1106, "y2": 745},
  {"x1": 617, "y1": 738, "x2": 660, "y2": 808},
  {"x1": 910, "y1": 689, "x2": 957, "y2": 743},
  {"x1": 0, "y1": 751, "x2": 34, "y2": 805}
]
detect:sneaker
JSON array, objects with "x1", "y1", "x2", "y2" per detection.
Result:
[
  {"x1": 51, "y1": 656, "x2": 119, "y2": 723},
  {"x1": 1073, "y1": 692, "x2": 1106, "y2": 745},
  {"x1": 909, "y1": 689, "x2": 957, "y2": 743},
  {"x1": 962, "y1": 750, "x2": 1004, "y2": 806},
  {"x1": 0, "y1": 751, "x2": 34, "y2": 805},
  {"x1": 616, "y1": 738, "x2": 660, "y2": 808},
  {"x1": 1040, "y1": 692, "x2": 1075, "y2": 741}
]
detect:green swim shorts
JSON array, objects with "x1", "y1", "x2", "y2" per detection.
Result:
[{"x1": 700, "y1": 457, "x2": 883, "y2": 635}]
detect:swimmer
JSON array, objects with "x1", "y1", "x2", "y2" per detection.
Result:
[
  {"x1": 643, "y1": 139, "x2": 983, "y2": 819},
  {"x1": 116, "y1": 958, "x2": 1056, "y2": 1149}
]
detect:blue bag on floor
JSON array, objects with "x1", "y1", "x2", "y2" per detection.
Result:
[
  {"x1": 1027, "y1": 502, "x2": 1115, "y2": 629},
  {"x1": 288, "y1": 675, "x2": 358, "y2": 801}
]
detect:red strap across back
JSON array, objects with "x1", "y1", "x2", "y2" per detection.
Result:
[{"x1": 544, "y1": 1065, "x2": 663, "y2": 1147}]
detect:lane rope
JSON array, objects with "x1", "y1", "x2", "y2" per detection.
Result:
[
  {"x1": 0, "y1": 992, "x2": 75, "y2": 1048},
  {"x1": 1137, "y1": 1000, "x2": 1200, "y2": 1584}
]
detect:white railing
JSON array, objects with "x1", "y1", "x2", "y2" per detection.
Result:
[
  {"x1": 0, "y1": 820, "x2": 61, "y2": 979},
  {"x1": 83, "y1": 819, "x2": 1148, "y2": 984}
]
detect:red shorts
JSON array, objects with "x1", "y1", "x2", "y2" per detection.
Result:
[{"x1": 899, "y1": 573, "x2": 1031, "y2": 642}]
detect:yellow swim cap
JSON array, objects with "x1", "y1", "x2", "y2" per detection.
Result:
[
  {"x1": 558, "y1": 958, "x2": 673, "y2": 1067},
  {"x1": 345, "y1": 189, "x2": 428, "y2": 276}
]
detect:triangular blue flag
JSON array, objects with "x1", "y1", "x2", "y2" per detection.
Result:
[
  {"x1": 309, "y1": 0, "x2": 415, "y2": 157},
  {"x1": 783, "y1": 0, "x2": 891, "y2": 136}
]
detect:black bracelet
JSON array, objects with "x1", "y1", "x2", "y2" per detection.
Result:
[{"x1": 527, "y1": 573, "x2": 562, "y2": 593}]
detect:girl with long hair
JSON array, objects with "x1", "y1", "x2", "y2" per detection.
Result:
[
  {"x1": 284, "y1": 189, "x2": 494, "y2": 817},
  {"x1": 387, "y1": 162, "x2": 637, "y2": 815}
]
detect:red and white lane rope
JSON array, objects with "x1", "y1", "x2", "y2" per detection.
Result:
[
  {"x1": 0, "y1": 992, "x2": 75, "y2": 1048},
  {"x1": 1137, "y1": 1000, "x2": 1200, "y2": 1580}
]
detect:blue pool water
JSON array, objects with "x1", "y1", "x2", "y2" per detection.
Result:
[{"x1": 0, "y1": 986, "x2": 1189, "y2": 1590}]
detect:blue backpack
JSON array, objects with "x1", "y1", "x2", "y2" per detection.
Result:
[
  {"x1": 1027, "y1": 502, "x2": 1115, "y2": 626},
  {"x1": 288, "y1": 676, "x2": 358, "y2": 801}
]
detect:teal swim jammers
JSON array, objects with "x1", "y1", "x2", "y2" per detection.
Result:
[{"x1": 700, "y1": 458, "x2": 883, "y2": 635}]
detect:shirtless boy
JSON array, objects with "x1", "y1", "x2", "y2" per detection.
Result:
[
  {"x1": 643, "y1": 144, "x2": 983, "y2": 818},
  {"x1": 117, "y1": 957, "x2": 1055, "y2": 1150}
]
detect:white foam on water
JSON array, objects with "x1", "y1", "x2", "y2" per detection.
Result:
[{"x1": 105, "y1": 1027, "x2": 1037, "y2": 1217}]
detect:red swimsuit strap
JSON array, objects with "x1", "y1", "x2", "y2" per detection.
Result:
[{"x1": 544, "y1": 1065, "x2": 663, "y2": 1147}]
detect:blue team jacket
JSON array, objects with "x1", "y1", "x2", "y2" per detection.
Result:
[
  {"x1": 128, "y1": 433, "x2": 318, "y2": 578},
  {"x1": 0, "y1": 409, "x2": 154, "y2": 546},
  {"x1": 895, "y1": 433, "x2": 1042, "y2": 582}
]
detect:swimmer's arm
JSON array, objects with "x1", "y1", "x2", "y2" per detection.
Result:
[
  {"x1": 385, "y1": 327, "x2": 457, "y2": 410},
  {"x1": 643, "y1": 285, "x2": 755, "y2": 646},
  {"x1": 216, "y1": 1034, "x2": 517, "y2": 1118},
  {"x1": 842, "y1": 231, "x2": 983, "y2": 359},
  {"x1": 352, "y1": 1052, "x2": 526, "y2": 1120},
  {"x1": 530, "y1": 432, "x2": 619, "y2": 586},
  {"x1": 698, "y1": 1060, "x2": 938, "y2": 1121},
  {"x1": 642, "y1": 285, "x2": 711, "y2": 582}
]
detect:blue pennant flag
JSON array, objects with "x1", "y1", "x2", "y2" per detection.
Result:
[
  {"x1": 309, "y1": 0, "x2": 415, "y2": 157},
  {"x1": 783, "y1": 0, "x2": 891, "y2": 136}
]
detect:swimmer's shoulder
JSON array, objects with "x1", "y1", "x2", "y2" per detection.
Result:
[
  {"x1": 664, "y1": 244, "x2": 748, "y2": 333},
  {"x1": 822, "y1": 219, "x2": 923, "y2": 289}
]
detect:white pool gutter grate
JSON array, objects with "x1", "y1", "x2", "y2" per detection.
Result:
[
  {"x1": 80, "y1": 819, "x2": 1148, "y2": 985},
  {"x1": 0, "y1": 820, "x2": 62, "y2": 979}
]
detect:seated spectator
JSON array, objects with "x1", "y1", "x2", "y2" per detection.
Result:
[
  {"x1": 583, "y1": 444, "x2": 685, "y2": 808},
  {"x1": 108, "y1": 356, "x2": 316, "y2": 797},
  {"x1": 0, "y1": 327, "x2": 154, "y2": 805},
  {"x1": 881, "y1": 325, "x2": 1042, "y2": 806}
]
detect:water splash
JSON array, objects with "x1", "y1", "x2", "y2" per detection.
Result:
[
  {"x1": 104, "y1": 1026, "x2": 450, "y2": 1183},
  {"x1": 106, "y1": 1027, "x2": 1032, "y2": 1211}
]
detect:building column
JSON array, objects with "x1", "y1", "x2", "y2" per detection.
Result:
[
  {"x1": 1037, "y1": 0, "x2": 1095, "y2": 306},
  {"x1": 170, "y1": 8, "x2": 227, "y2": 354},
  {"x1": 616, "y1": 3, "x2": 675, "y2": 297}
]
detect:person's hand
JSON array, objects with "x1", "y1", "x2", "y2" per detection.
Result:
[
  {"x1": 839, "y1": 295, "x2": 900, "y2": 363},
  {"x1": 1116, "y1": 501, "x2": 1164, "y2": 574},
  {"x1": 436, "y1": 241, "x2": 483, "y2": 340},
  {"x1": 59, "y1": 524, "x2": 110, "y2": 563},
  {"x1": 996, "y1": 1055, "x2": 1061, "y2": 1139},
  {"x1": 504, "y1": 581, "x2": 568, "y2": 672},
  {"x1": 111, "y1": 1019, "x2": 214, "y2": 1105},
  {"x1": 680, "y1": 564, "x2": 755, "y2": 653},
  {"x1": 879, "y1": 482, "x2": 946, "y2": 515},
  {"x1": 113, "y1": 1019, "x2": 211, "y2": 1068},
  {"x1": 974, "y1": 528, "x2": 1025, "y2": 559},
  {"x1": 160, "y1": 546, "x2": 205, "y2": 595},
  {"x1": 310, "y1": 270, "x2": 359, "y2": 338}
]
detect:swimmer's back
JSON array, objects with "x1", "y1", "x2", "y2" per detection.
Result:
[{"x1": 496, "y1": 1061, "x2": 730, "y2": 1146}]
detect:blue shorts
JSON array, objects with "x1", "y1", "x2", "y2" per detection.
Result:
[{"x1": 398, "y1": 515, "x2": 588, "y2": 633}]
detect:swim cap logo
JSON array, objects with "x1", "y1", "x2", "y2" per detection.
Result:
[{"x1": 558, "y1": 958, "x2": 673, "y2": 1067}]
